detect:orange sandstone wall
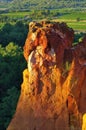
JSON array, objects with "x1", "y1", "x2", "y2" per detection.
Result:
[{"x1": 7, "y1": 21, "x2": 86, "y2": 130}]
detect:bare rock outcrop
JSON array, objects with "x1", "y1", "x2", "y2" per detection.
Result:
[{"x1": 7, "y1": 21, "x2": 86, "y2": 130}]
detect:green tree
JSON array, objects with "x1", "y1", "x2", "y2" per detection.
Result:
[
  {"x1": 0, "y1": 87, "x2": 20, "y2": 130},
  {"x1": 0, "y1": 22, "x2": 28, "y2": 46},
  {"x1": 0, "y1": 43, "x2": 26, "y2": 130},
  {"x1": 0, "y1": 43, "x2": 26, "y2": 98},
  {"x1": 74, "y1": 32, "x2": 85, "y2": 45},
  {"x1": 0, "y1": 23, "x2": 13, "y2": 46}
]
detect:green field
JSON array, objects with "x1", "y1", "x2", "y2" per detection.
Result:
[
  {"x1": 0, "y1": 10, "x2": 86, "y2": 31},
  {"x1": 59, "y1": 12, "x2": 86, "y2": 20},
  {"x1": 1, "y1": 11, "x2": 30, "y2": 17},
  {"x1": 54, "y1": 19, "x2": 86, "y2": 31},
  {"x1": 52, "y1": 11, "x2": 86, "y2": 31}
]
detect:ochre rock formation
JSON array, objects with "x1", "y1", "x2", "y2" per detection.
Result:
[{"x1": 7, "y1": 21, "x2": 86, "y2": 130}]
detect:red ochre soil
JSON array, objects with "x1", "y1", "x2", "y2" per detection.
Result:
[{"x1": 7, "y1": 21, "x2": 86, "y2": 130}]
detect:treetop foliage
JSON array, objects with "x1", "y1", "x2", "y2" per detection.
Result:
[
  {"x1": 0, "y1": 42, "x2": 22, "y2": 56},
  {"x1": 0, "y1": 21, "x2": 28, "y2": 46}
]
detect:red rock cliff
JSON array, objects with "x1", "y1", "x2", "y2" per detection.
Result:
[{"x1": 7, "y1": 21, "x2": 86, "y2": 130}]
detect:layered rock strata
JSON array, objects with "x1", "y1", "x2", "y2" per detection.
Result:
[{"x1": 7, "y1": 21, "x2": 86, "y2": 130}]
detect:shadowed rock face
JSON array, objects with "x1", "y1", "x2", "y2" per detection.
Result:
[{"x1": 7, "y1": 21, "x2": 86, "y2": 130}]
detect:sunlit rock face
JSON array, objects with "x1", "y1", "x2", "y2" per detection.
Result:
[{"x1": 7, "y1": 21, "x2": 86, "y2": 130}]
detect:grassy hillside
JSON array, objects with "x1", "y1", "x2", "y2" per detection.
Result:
[
  {"x1": 0, "y1": 9, "x2": 86, "y2": 31},
  {"x1": 0, "y1": 0, "x2": 86, "y2": 11}
]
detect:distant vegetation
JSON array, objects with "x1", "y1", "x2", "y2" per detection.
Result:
[
  {"x1": 0, "y1": 0, "x2": 86, "y2": 11},
  {"x1": 0, "y1": 21, "x2": 28, "y2": 46},
  {"x1": 0, "y1": 9, "x2": 86, "y2": 31},
  {"x1": 0, "y1": 42, "x2": 26, "y2": 130}
]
